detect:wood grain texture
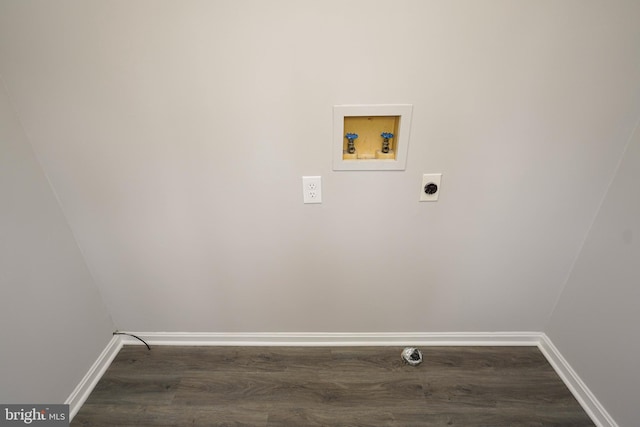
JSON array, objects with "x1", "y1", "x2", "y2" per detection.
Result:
[{"x1": 72, "y1": 346, "x2": 595, "y2": 426}]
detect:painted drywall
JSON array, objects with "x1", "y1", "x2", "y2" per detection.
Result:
[
  {"x1": 0, "y1": 1, "x2": 639, "y2": 332},
  {"x1": 0, "y1": 82, "x2": 114, "y2": 403},
  {"x1": 546, "y1": 121, "x2": 640, "y2": 426}
]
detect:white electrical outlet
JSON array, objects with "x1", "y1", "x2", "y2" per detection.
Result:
[
  {"x1": 420, "y1": 173, "x2": 442, "y2": 202},
  {"x1": 302, "y1": 176, "x2": 322, "y2": 204}
]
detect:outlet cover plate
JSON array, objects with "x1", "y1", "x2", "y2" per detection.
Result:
[
  {"x1": 303, "y1": 176, "x2": 322, "y2": 204},
  {"x1": 420, "y1": 173, "x2": 442, "y2": 202}
]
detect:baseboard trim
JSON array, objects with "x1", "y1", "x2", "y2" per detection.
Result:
[
  {"x1": 71, "y1": 331, "x2": 616, "y2": 427},
  {"x1": 65, "y1": 335, "x2": 122, "y2": 421},
  {"x1": 117, "y1": 331, "x2": 542, "y2": 347},
  {"x1": 538, "y1": 333, "x2": 617, "y2": 427}
]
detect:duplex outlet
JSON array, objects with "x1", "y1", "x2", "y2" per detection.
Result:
[{"x1": 302, "y1": 176, "x2": 322, "y2": 204}]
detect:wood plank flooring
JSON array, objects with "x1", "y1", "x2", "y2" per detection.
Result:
[{"x1": 71, "y1": 346, "x2": 595, "y2": 426}]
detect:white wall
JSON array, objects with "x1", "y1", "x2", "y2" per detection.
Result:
[
  {"x1": 0, "y1": 1, "x2": 639, "y2": 333},
  {"x1": 546, "y1": 120, "x2": 640, "y2": 426},
  {"x1": 0, "y1": 82, "x2": 114, "y2": 403}
]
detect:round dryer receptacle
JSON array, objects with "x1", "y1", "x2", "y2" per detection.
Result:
[{"x1": 424, "y1": 183, "x2": 438, "y2": 195}]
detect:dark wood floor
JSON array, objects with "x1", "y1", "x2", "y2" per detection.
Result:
[{"x1": 71, "y1": 345, "x2": 594, "y2": 426}]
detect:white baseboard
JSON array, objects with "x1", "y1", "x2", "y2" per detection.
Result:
[
  {"x1": 117, "y1": 331, "x2": 541, "y2": 347},
  {"x1": 70, "y1": 331, "x2": 616, "y2": 427},
  {"x1": 538, "y1": 333, "x2": 617, "y2": 427},
  {"x1": 65, "y1": 335, "x2": 122, "y2": 421}
]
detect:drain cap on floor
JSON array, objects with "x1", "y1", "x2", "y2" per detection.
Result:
[{"x1": 401, "y1": 347, "x2": 423, "y2": 366}]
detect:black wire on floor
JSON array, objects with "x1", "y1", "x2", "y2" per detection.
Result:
[{"x1": 113, "y1": 332, "x2": 151, "y2": 350}]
